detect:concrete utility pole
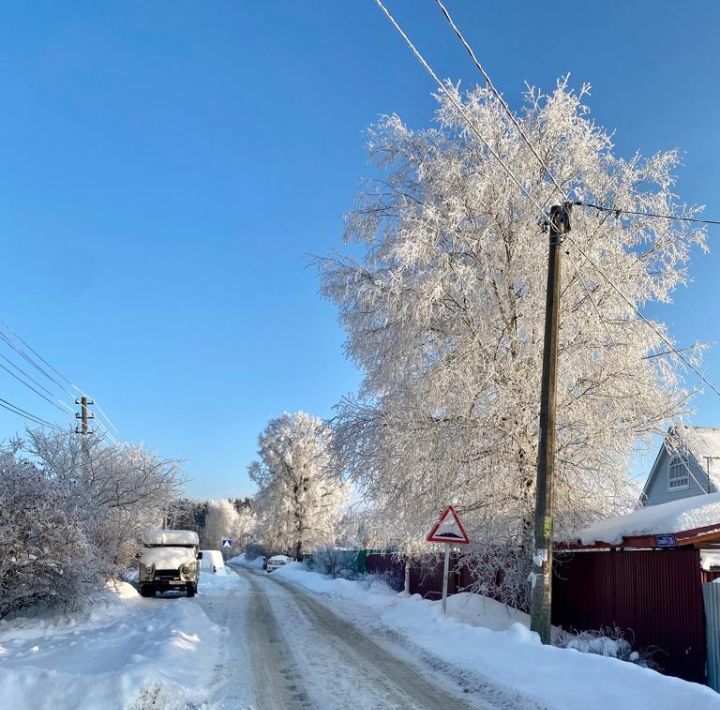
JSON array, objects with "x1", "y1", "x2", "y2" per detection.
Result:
[
  {"x1": 75, "y1": 394, "x2": 95, "y2": 474},
  {"x1": 530, "y1": 202, "x2": 572, "y2": 644}
]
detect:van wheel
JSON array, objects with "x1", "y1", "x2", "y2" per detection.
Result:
[
  {"x1": 140, "y1": 585, "x2": 155, "y2": 598},
  {"x1": 186, "y1": 584, "x2": 196, "y2": 598}
]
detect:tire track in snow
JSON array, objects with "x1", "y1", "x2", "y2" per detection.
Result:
[
  {"x1": 236, "y1": 567, "x2": 479, "y2": 709},
  {"x1": 242, "y1": 572, "x2": 314, "y2": 710}
]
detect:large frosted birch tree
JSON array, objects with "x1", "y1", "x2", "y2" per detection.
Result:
[{"x1": 321, "y1": 80, "x2": 706, "y2": 605}]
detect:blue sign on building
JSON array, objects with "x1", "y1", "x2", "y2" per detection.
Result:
[{"x1": 655, "y1": 533, "x2": 677, "y2": 548}]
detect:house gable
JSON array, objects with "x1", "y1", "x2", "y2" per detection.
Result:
[{"x1": 642, "y1": 444, "x2": 715, "y2": 507}]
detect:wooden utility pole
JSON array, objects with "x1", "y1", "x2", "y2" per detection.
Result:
[
  {"x1": 75, "y1": 394, "x2": 94, "y2": 474},
  {"x1": 530, "y1": 202, "x2": 572, "y2": 644}
]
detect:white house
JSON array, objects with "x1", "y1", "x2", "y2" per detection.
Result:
[{"x1": 641, "y1": 426, "x2": 720, "y2": 507}]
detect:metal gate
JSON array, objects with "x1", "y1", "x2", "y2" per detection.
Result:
[{"x1": 703, "y1": 583, "x2": 720, "y2": 691}]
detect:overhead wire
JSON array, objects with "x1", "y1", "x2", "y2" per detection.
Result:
[
  {"x1": 433, "y1": 1, "x2": 720, "y2": 228},
  {"x1": 433, "y1": 0, "x2": 570, "y2": 204},
  {"x1": 574, "y1": 201, "x2": 720, "y2": 226},
  {"x1": 0, "y1": 397, "x2": 63, "y2": 431},
  {"x1": 0, "y1": 360, "x2": 72, "y2": 414},
  {"x1": 373, "y1": 0, "x2": 553, "y2": 226},
  {"x1": 0, "y1": 322, "x2": 120, "y2": 440},
  {"x1": 0, "y1": 329, "x2": 76, "y2": 400},
  {"x1": 566, "y1": 236, "x2": 720, "y2": 400},
  {"x1": 412, "y1": 0, "x2": 720, "y2": 400},
  {"x1": 0, "y1": 320, "x2": 79, "y2": 394}
]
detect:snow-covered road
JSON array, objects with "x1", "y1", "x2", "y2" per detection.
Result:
[
  {"x1": 223, "y1": 566, "x2": 497, "y2": 709},
  {"x1": 4, "y1": 563, "x2": 717, "y2": 709}
]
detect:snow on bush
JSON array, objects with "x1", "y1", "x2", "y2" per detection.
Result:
[
  {"x1": 0, "y1": 450, "x2": 99, "y2": 619},
  {"x1": 26, "y1": 429, "x2": 182, "y2": 572},
  {"x1": 554, "y1": 626, "x2": 657, "y2": 669},
  {"x1": 0, "y1": 431, "x2": 183, "y2": 618}
]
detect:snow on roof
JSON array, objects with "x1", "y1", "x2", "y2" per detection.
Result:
[
  {"x1": 675, "y1": 426, "x2": 720, "y2": 471},
  {"x1": 700, "y1": 550, "x2": 720, "y2": 571},
  {"x1": 142, "y1": 529, "x2": 199, "y2": 545},
  {"x1": 570, "y1": 492, "x2": 720, "y2": 546}
]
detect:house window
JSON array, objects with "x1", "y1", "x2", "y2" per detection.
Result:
[{"x1": 668, "y1": 455, "x2": 689, "y2": 491}]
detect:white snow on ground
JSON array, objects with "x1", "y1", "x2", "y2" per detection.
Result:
[
  {"x1": 571, "y1": 491, "x2": 720, "y2": 545},
  {"x1": 200, "y1": 549, "x2": 225, "y2": 571},
  {"x1": 228, "y1": 553, "x2": 264, "y2": 570},
  {"x1": 0, "y1": 569, "x2": 243, "y2": 710},
  {"x1": 274, "y1": 562, "x2": 720, "y2": 710}
]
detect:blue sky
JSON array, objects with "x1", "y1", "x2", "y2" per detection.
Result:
[{"x1": 0, "y1": 1, "x2": 718, "y2": 498}]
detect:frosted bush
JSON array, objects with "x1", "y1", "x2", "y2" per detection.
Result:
[{"x1": 554, "y1": 626, "x2": 657, "y2": 668}]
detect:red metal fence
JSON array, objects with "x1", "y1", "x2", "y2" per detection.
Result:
[
  {"x1": 367, "y1": 548, "x2": 707, "y2": 684},
  {"x1": 552, "y1": 548, "x2": 706, "y2": 684},
  {"x1": 366, "y1": 553, "x2": 464, "y2": 598}
]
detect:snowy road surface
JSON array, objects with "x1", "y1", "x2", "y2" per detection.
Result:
[
  {"x1": 205, "y1": 567, "x2": 520, "y2": 709},
  {"x1": 3, "y1": 564, "x2": 715, "y2": 709}
]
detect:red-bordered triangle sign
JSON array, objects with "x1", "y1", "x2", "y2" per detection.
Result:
[{"x1": 426, "y1": 506, "x2": 469, "y2": 544}]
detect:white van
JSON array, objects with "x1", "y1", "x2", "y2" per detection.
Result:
[{"x1": 138, "y1": 529, "x2": 203, "y2": 597}]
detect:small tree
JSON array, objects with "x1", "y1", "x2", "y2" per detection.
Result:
[
  {"x1": 0, "y1": 448, "x2": 99, "y2": 619},
  {"x1": 26, "y1": 430, "x2": 183, "y2": 571}
]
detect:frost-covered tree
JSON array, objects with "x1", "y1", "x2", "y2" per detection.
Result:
[
  {"x1": 249, "y1": 412, "x2": 349, "y2": 558},
  {"x1": 321, "y1": 80, "x2": 706, "y2": 606},
  {"x1": 0, "y1": 447, "x2": 98, "y2": 619},
  {"x1": 201, "y1": 498, "x2": 255, "y2": 553},
  {"x1": 26, "y1": 430, "x2": 183, "y2": 570},
  {"x1": 0, "y1": 430, "x2": 183, "y2": 617}
]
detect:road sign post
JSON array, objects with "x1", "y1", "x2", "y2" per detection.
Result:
[
  {"x1": 221, "y1": 538, "x2": 233, "y2": 563},
  {"x1": 426, "y1": 506, "x2": 470, "y2": 614},
  {"x1": 441, "y1": 544, "x2": 451, "y2": 614}
]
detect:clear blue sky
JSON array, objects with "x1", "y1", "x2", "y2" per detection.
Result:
[{"x1": 0, "y1": 1, "x2": 718, "y2": 498}]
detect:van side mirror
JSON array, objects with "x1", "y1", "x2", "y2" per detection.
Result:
[{"x1": 197, "y1": 551, "x2": 203, "y2": 560}]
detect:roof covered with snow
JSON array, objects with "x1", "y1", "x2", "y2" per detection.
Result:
[
  {"x1": 142, "y1": 529, "x2": 199, "y2": 546},
  {"x1": 676, "y1": 426, "x2": 720, "y2": 469},
  {"x1": 569, "y1": 492, "x2": 720, "y2": 547}
]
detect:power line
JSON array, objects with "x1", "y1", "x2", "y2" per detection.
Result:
[
  {"x1": 0, "y1": 360, "x2": 70, "y2": 414},
  {"x1": 373, "y1": 0, "x2": 553, "y2": 226},
  {"x1": 567, "y1": 235, "x2": 720, "y2": 400},
  {"x1": 93, "y1": 400, "x2": 120, "y2": 435},
  {"x1": 0, "y1": 320, "x2": 79, "y2": 394},
  {"x1": 0, "y1": 351, "x2": 60, "y2": 400},
  {"x1": 426, "y1": 1, "x2": 720, "y2": 400},
  {"x1": 0, "y1": 321, "x2": 121, "y2": 440},
  {"x1": 0, "y1": 329, "x2": 75, "y2": 400},
  {"x1": 0, "y1": 397, "x2": 63, "y2": 431},
  {"x1": 574, "y1": 201, "x2": 720, "y2": 226},
  {"x1": 433, "y1": 0, "x2": 570, "y2": 204},
  {"x1": 432, "y1": 0, "x2": 720, "y2": 230}
]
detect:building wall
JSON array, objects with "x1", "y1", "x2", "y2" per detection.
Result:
[{"x1": 644, "y1": 448, "x2": 713, "y2": 506}]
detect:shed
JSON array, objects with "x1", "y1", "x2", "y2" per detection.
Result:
[{"x1": 553, "y1": 493, "x2": 720, "y2": 684}]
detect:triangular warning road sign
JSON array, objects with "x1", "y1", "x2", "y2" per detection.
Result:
[{"x1": 426, "y1": 506, "x2": 470, "y2": 544}]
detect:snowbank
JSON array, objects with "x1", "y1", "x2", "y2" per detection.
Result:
[
  {"x1": 200, "y1": 549, "x2": 224, "y2": 571},
  {"x1": 572, "y1": 492, "x2": 720, "y2": 546},
  {"x1": 227, "y1": 553, "x2": 264, "y2": 571},
  {"x1": 275, "y1": 564, "x2": 720, "y2": 710},
  {"x1": 0, "y1": 572, "x2": 241, "y2": 710}
]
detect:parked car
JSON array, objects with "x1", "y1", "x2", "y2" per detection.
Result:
[
  {"x1": 138, "y1": 529, "x2": 203, "y2": 597},
  {"x1": 266, "y1": 554, "x2": 291, "y2": 573}
]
